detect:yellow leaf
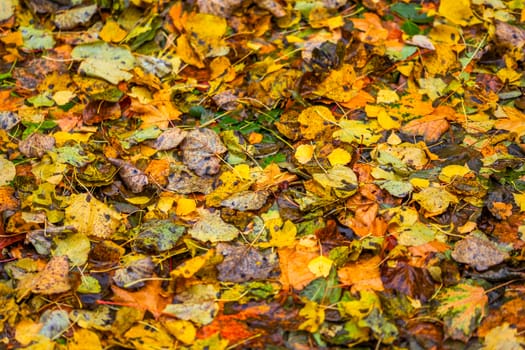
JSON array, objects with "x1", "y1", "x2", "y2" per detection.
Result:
[
  {"x1": 176, "y1": 198, "x2": 197, "y2": 216},
  {"x1": 334, "y1": 119, "x2": 382, "y2": 146},
  {"x1": 483, "y1": 323, "x2": 525, "y2": 350},
  {"x1": 315, "y1": 64, "x2": 358, "y2": 102},
  {"x1": 497, "y1": 67, "x2": 522, "y2": 85},
  {"x1": 413, "y1": 186, "x2": 459, "y2": 216},
  {"x1": 438, "y1": 0, "x2": 475, "y2": 26},
  {"x1": 164, "y1": 319, "x2": 196, "y2": 345},
  {"x1": 52, "y1": 90, "x2": 76, "y2": 105},
  {"x1": 176, "y1": 35, "x2": 204, "y2": 68},
  {"x1": 409, "y1": 177, "x2": 430, "y2": 188},
  {"x1": 514, "y1": 193, "x2": 525, "y2": 212},
  {"x1": 0, "y1": 157, "x2": 15, "y2": 186},
  {"x1": 99, "y1": 20, "x2": 127, "y2": 42},
  {"x1": 53, "y1": 131, "x2": 93, "y2": 146},
  {"x1": 65, "y1": 193, "x2": 121, "y2": 238},
  {"x1": 210, "y1": 56, "x2": 235, "y2": 81},
  {"x1": 377, "y1": 108, "x2": 401, "y2": 130},
  {"x1": 233, "y1": 164, "x2": 252, "y2": 180},
  {"x1": 124, "y1": 196, "x2": 152, "y2": 205},
  {"x1": 327, "y1": 148, "x2": 351, "y2": 166},
  {"x1": 376, "y1": 89, "x2": 399, "y2": 104},
  {"x1": 494, "y1": 106, "x2": 525, "y2": 141},
  {"x1": 299, "y1": 300, "x2": 325, "y2": 333},
  {"x1": 185, "y1": 13, "x2": 227, "y2": 39},
  {"x1": 260, "y1": 218, "x2": 297, "y2": 248},
  {"x1": 157, "y1": 196, "x2": 176, "y2": 213},
  {"x1": 298, "y1": 105, "x2": 336, "y2": 140},
  {"x1": 69, "y1": 329, "x2": 102, "y2": 350},
  {"x1": 295, "y1": 144, "x2": 314, "y2": 164},
  {"x1": 171, "y1": 250, "x2": 214, "y2": 279},
  {"x1": 308, "y1": 256, "x2": 333, "y2": 278},
  {"x1": 439, "y1": 165, "x2": 471, "y2": 183},
  {"x1": 124, "y1": 322, "x2": 174, "y2": 349},
  {"x1": 15, "y1": 319, "x2": 43, "y2": 346}
]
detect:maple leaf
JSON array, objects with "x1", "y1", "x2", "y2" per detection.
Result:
[
  {"x1": 436, "y1": 283, "x2": 488, "y2": 342},
  {"x1": 111, "y1": 279, "x2": 171, "y2": 320}
]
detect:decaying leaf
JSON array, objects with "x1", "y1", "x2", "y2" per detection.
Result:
[
  {"x1": 451, "y1": 234, "x2": 509, "y2": 271},
  {"x1": 182, "y1": 128, "x2": 227, "y2": 176},
  {"x1": 188, "y1": 208, "x2": 239, "y2": 242},
  {"x1": 108, "y1": 158, "x2": 149, "y2": 193},
  {"x1": 19, "y1": 133, "x2": 55, "y2": 158},
  {"x1": 31, "y1": 256, "x2": 71, "y2": 295},
  {"x1": 220, "y1": 190, "x2": 269, "y2": 211},
  {"x1": 216, "y1": 242, "x2": 278, "y2": 282}
]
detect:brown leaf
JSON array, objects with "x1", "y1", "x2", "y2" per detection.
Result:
[
  {"x1": 216, "y1": 242, "x2": 278, "y2": 282},
  {"x1": 478, "y1": 295, "x2": 525, "y2": 337},
  {"x1": 18, "y1": 133, "x2": 55, "y2": 158},
  {"x1": 108, "y1": 158, "x2": 148, "y2": 193},
  {"x1": 82, "y1": 101, "x2": 121, "y2": 125},
  {"x1": 451, "y1": 235, "x2": 508, "y2": 271},
  {"x1": 182, "y1": 128, "x2": 227, "y2": 177},
  {"x1": 381, "y1": 261, "x2": 435, "y2": 302},
  {"x1": 145, "y1": 127, "x2": 187, "y2": 151}
]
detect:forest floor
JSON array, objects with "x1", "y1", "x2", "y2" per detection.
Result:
[{"x1": 1, "y1": 0, "x2": 525, "y2": 349}]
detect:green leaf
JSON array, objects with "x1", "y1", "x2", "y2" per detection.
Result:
[
  {"x1": 77, "y1": 276, "x2": 102, "y2": 294},
  {"x1": 27, "y1": 93, "x2": 55, "y2": 107},
  {"x1": 56, "y1": 145, "x2": 92, "y2": 167},
  {"x1": 54, "y1": 233, "x2": 91, "y2": 266},
  {"x1": 21, "y1": 26, "x2": 55, "y2": 50},
  {"x1": 391, "y1": 3, "x2": 433, "y2": 23}
]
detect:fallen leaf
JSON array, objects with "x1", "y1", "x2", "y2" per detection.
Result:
[
  {"x1": 182, "y1": 128, "x2": 227, "y2": 176},
  {"x1": 188, "y1": 208, "x2": 239, "y2": 242},
  {"x1": 216, "y1": 242, "x2": 278, "y2": 282},
  {"x1": 111, "y1": 279, "x2": 171, "y2": 319},
  {"x1": 31, "y1": 256, "x2": 71, "y2": 295},
  {"x1": 451, "y1": 234, "x2": 509, "y2": 271},
  {"x1": 436, "y1": 283, "x2": 488, "y2": 342},
  {"x1": 338, "y1": 255, "x2": 384, "y2": 292}
]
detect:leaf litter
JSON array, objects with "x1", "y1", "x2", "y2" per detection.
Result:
[{"x1": 1, "y1": 0, "x2": 525, "y2": 348}]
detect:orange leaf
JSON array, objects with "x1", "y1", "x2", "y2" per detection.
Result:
[
  {"x1": 111, "y1": 279, "x2": 171, "y2": 319},
  {"x1": 338, "y1": 255, "x2": 384, "y2": 292},
  {"x1": 278, "y1": 243, "x2": 319, "y2": 291},
  {"x1": 0, "y1": 186, "x2": 19, "y2": 211}
]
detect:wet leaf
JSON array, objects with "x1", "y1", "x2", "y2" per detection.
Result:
[{"x1": 381, "y1": 261, "x2": 435, "y2": 302}]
